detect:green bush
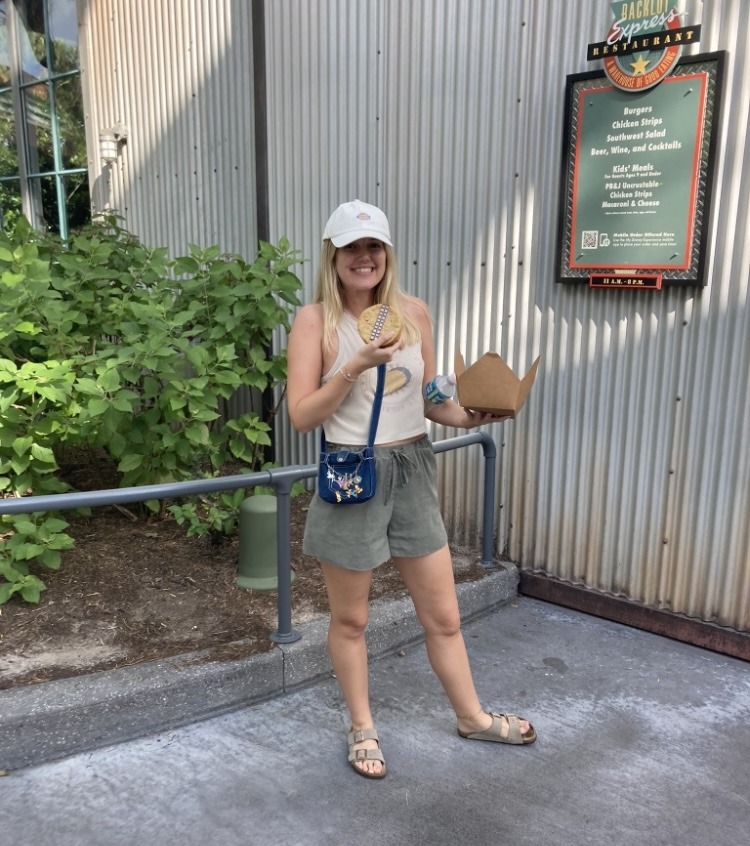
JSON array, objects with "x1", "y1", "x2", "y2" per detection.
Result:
[{"x1": 0, "y1": 216, "x2": 302, "y2": 604}]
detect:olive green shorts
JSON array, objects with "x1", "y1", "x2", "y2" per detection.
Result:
[{"x1": 303, "y1": 435, "x2": 448, "y2": 571}]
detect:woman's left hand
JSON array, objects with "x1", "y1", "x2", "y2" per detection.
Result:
[
  {"x1": 462, "y1": 408, "x2": 512, "y2": 427},
  {"x1": 425, "y1": 400, "x2": 511, "y2": 429}
]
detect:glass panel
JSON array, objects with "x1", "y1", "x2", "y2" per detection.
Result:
[
  {"x1": 3, "y1": 1, "x2": 85, "y2": 234},
  {"x1": 0, "y1": 88, "x2": 19, "y2": 176},
  {"x1": 13, "y1": 0, "x2": 48, "y2": 83},
  {"x1": 62, "y1": 169, "x2": 88, "y2": 230},
  {"x1": 27, "y1": 172, "x2": 58, "y2": 231},
  {"x1": 1, "y1": 1, "x2": 11, "y2": 84},
  {"x1": 26, "y1": 171, "x2": 88, "y2": 235},
  {"x1": 48, "y1": 0, "x2": 78, "y2": 74},
  {"x1": 21, "y1": 79, "x2": 52, "y2": 174},
  {"x1": 0, "y1": 175, "x2": 22, "y2": 231},
  {"x1": 54, "y1": 74, "x2": 82, "y2": 168},
  {"x1": 14, "y1": 0, "x2": 79, "y2": 78}
]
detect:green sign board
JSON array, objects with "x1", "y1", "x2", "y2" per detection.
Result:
[{"x1": 557, "y1": 53, "x2": 724, "y2": 287}]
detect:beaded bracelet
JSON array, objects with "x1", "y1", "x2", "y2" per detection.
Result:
[{"x1": 339, "y1": 367, "x2": 358, "y2": 383}]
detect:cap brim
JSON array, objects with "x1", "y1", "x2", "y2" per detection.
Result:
[{"x1": 329, "y1": 230, "x2": 393, "y2": 248}]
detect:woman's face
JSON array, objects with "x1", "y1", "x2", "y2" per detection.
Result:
[{"x1": 334, "y1": 238, "x2": 387, "y2": 295}]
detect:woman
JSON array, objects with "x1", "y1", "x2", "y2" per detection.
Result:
[{"x1": 286, "y1": 199, "x2": 535, "y2": 779}]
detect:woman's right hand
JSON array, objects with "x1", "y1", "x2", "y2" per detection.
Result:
[{"x1": 348, "y1": 332, "x2": 400, "y2": 373}]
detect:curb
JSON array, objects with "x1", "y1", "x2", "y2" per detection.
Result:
[{"x1": 0, "y1": 564, "x2": 517, "y2": 772}]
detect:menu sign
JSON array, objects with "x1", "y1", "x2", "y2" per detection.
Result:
[
  {"x1": 557, "y1": 53, "x2": 724, "y2": 287},
  {"x1": 575, "y1": 73, "x2": 702, "y2": 269}
]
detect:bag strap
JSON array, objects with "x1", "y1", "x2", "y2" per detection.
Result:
[
  {"x1": 367, "y1": 364, "x2": 386, "y2": 446},
  {"x1": 321, "y1": 363, "x2": 386, "y2": 451}
]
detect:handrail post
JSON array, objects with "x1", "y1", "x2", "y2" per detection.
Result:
[
  {"x1": 478, "y1": 431, "x2": 498, "y2": 569},
  {"x1": 269, "y1": 475, "x2": 301, "y2": 644}
]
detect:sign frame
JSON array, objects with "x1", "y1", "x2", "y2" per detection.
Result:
[{"x1": 556, "y1": 51, "x2": 725, "y2": 288}]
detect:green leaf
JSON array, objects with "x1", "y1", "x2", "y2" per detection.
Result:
[
  {"x1": 118, "y1": 453, "x2": 143, "y2": 473},
  {"x1": 13, "y1": 321, "x2": 41, "y2": 335},
  {"x1": 173, "y1": 256, "x2": 200, "y2": 275},
  {"x1": 213, "y1": 371, "x2": 241, "y2": 387},
  {"x1": 107, "y1": 431, "x2": 128, "y2": 457},
  {"x1": 10, "y1": 455, "x2": 29, "y2": 475},
  {"x1": 185, "y1": 423, "x2": 210, "y2": 446},
  {"x1": 185, "y1": 345, "x2": 209, "y2": 371},
  {"x1": 36, "y1": 383, "x2": 72, "y2": 403},
  {"x1": 88, "y1": 398, "x2": 110, "y2": 416},
  {"x1": 13, "y1": 542, "x2": 46, "y2": 560},
  {"x1": 0, "y1": 582, "x2": 19, "y2": 604},
  {"x1": 161, "y1": 452, "x2": 177, "y2": 469},
  {"x1": 75, "y1": 377, "x2": 103, "y2": 396},
  {"x1": 40, "y1": 517, "x2": 69, "y2": 533},
  {"x1": 20, "y1": 576, "x2": 46, "y2": 603},
  {"x1": 112, "y1": 395, "x2": 136, "y2": 412},
  {"x1": 229, "y1": 439, "x2": 252, "y2": 461},
  {"x1": 30, "y1": 444, "x2": 56, "y2": 464},
  {"x1": 215, "y1": 343, "x2": 236, "y2": 362},
  {"x1": 12, "y1": 436, "x2": 33, "y2": 457},
  {"x1": 98, "y1": 367, "x2": 121, "y2": 393},
  {"x1": 191, "y1": 407, "x2": 220, "y2": 422},
  {"x1": 37, "y1": 548, "x2": 63, "y2": 569},
  {"x1": 0, "y1": 561, "x2": 26, "y2": 582},
  {"x1": 10, "y1": 516, "x2": 37, "y2": 535},
  {"x1": 141, "y1": 376, "x2": 161, "y2": 398},
  {"x1": 46, "y1": 534, "x2": 75, "y2": 551}
]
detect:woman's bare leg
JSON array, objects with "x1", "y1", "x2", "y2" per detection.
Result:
[
  {"x1": 393, "y1": 545, "x2": 530, "y2": 737},
  {"x1": 320, "y1": 561, "x2": 383, "y2": 776}
]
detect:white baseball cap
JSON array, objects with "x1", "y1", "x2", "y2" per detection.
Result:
[{"x1": 322, "y1": 199, "x2": 393, "y2": 247}]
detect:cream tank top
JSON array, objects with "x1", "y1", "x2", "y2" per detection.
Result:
[{"x1": 321, "y1": 312, "x2": 427, "y2": 445}]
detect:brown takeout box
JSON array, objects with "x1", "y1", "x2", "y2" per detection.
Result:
[{"x1": 454, "y1": 351, "x2": 540, "y2": 418}]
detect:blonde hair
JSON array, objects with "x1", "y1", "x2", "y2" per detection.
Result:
[{"x1": 314, "y1": 240, "x2": 421, "y2": 353}]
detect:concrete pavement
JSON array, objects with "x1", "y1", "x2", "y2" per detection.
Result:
[
  {"x1": 1, "y1": 594, "x2": 748, "y2": 846},
  {"x1": 0, "y1": 564, "x2": 517, "y2": 772}
]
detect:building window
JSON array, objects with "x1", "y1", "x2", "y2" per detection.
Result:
[{"x1": 0, "y1": 0, "x2": 89, "y2": 236}]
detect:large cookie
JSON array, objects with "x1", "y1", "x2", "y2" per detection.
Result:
[{"x1": 357, "y1": 304, "x2": 402, "y2": 347}]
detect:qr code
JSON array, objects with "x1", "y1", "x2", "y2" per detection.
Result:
[{"x1": 581, "y1": 230, "x2": 598, "y2": 249}]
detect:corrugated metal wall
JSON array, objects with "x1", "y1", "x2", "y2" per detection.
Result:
[
  {"x1": 79, "y1": 0, "x2": 258, "y2": 258},
  {"x1": 264, "y1": 0, "x2": 749, "y2": 632},
  {"x1": 79, "y1": 0, "x2": 262, "y2": 418},
  {"x1": 78, "y1": 1, "x2": 748, "y2": 633}
]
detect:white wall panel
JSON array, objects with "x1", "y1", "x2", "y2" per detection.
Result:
[
  {"x1": 79, "y1": 0, "x2": 258, "y2": 257},
  {"x1": 266, "y1": 1, "x2": 749, "y2": 631},
  {"x1": 264, "y1": 0, "x2": 384, "y2": 465}
]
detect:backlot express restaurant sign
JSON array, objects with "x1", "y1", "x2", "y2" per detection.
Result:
[
  {"x1": 556, "y1": 2, "x2": 724, "y2": 288},
  {"x1": 590, "y1": 1, "x2": 700, "y2": 92}
]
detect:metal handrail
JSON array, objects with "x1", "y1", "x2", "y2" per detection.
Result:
[{"x1": 0, "y1": 432, "x2": 497, "y2": 644}]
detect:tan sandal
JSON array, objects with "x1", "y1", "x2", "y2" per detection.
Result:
[
  {"x1": 458, "y1": 712, "x2": 537, "y2": 745},
  {"x1": 348, "y1": 727, "x2": 387, "y2": 779}
]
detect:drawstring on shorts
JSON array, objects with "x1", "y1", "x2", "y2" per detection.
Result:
[{"x1": 383, "y1": 447, "x2": 419, "y2": 504}]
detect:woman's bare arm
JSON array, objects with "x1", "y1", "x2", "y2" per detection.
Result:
[
  {"x1": 286, "y1": 303, "x2": 398, "y2": 433},
  {"x1": 409, "y1": 298, "x2": 510, "y2": 429}
]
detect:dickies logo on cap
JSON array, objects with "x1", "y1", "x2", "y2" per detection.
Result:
[{"x1": 323, "y1": 200, "x2": 393, "y2": 247}]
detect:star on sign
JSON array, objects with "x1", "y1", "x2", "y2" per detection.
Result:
[{"x1": 631, "y1": 55, "x2": 651, "y2": 75}]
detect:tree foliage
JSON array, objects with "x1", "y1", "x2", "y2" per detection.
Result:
[{"x1": 0, "y1": 215, "x2": 303, "y2": 603}]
